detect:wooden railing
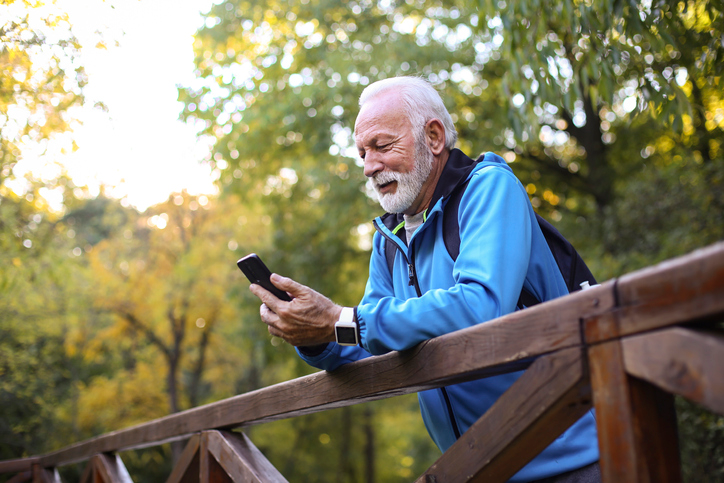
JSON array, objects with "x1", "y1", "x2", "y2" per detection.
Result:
[{"x1": 2, "y1": 242, "x2": 723, "y2": 483}]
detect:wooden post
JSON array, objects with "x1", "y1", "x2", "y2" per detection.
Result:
[
  {"x1": 7, "y1": 471, "x2": 32, "y2": 483},
  {"x1": 79, "y1": 454, "x2": 133, "y2": 483},
  {"x1": 588, "y1": 339, "x2": 682, "y2": 483},
  {"x1": 166, "y1": 435, "x2": 200, "y2": 483},
  {"x1": 202, "y1": 431, "x2": 288, "y2": 483},
  {"x1": 31, "y1": 465, "x2": 60, "y2": 483},
  {"x1": 199, "y1": 433, "x2": 231, "y2": 483}
]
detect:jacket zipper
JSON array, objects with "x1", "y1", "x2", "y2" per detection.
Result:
[
  {"x1": 410, "y1": 244, "x2": 461, "y2": 439},
  {"x1": 373, "y1": 220, "x2": 422, "y2": 295},
  {"x1": 374, "y1": 218, "x2": 462, "y2": 440}
]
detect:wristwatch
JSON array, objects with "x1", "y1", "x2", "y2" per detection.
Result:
[{"x1": 334, "y1": 307, "x2": 359, "y2": 346}]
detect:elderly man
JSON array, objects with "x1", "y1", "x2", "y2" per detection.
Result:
[{"x1": 249, "y1": 76, "x2": 600, "y2": 482}]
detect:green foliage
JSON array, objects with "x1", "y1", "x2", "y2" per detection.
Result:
[
  {"x1": 677, "y1": 397, "x2": 724, "y2": 483},
  {"x1": 0, "y1": 0, "x2": 87, "y2": 185},
  {"x1": 176, "y1": 0, "x2": 724, "y2": 480},
  {"x1": 1, "y1": 0, "x2": 723, "y2": 481},
  {"x1": 0, "y1": 189, "x2": 98, "y2": 459},
  {"x1": 248, "y1": 396, "x2": 438, "y2": 483}
]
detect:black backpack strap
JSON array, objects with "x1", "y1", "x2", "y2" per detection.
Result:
[
  {"x1": 383, "y1": 164, "x2": 595, "y2": 310},
  {"x1": 442, "y1": 179, "x2": 468, "y2": 260},
  {"x1": 385, "y1": 238, "x2": 396, "y2": 275},
  {"x1": 442, "y1": 174, "x2": 542, "y2": 309}
]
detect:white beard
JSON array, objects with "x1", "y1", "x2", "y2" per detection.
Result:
[{"x1": 372, "y1": 139, "x2": 434, "y2": 214}]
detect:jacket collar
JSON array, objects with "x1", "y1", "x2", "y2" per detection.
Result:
[{"x1": 378, "y1": 148, "x2": 478, "y2": 232}]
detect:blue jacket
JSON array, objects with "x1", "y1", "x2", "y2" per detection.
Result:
[{"x1": 298, "y1": 149, "x2": 599, "y2": 481}]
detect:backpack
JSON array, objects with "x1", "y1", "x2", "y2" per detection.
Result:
[{"x1": 384, "y1": 162, "x2": 597, "y2": 309}]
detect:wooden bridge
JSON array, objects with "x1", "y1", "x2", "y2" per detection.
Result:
[{"x1": 1, "y1": 242, "x2": 723, "y2": 482}]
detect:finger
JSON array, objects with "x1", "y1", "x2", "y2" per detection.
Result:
[
  {"x1": 270, "y1": 274, "x2": 306, "y2": 297},
  {"x1": 260, "y1": 303, "x2": 282, "y2": 328},
  {"x1": 250, "y1": 283, "x2": 284, "y2": 312},
  {"x1": 267, "y1": 324, "x2": 283, "y2": 339}
]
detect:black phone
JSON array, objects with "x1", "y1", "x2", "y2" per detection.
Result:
[{"x1": 237, "y1": 253, "x2": 292, "y2": 301}]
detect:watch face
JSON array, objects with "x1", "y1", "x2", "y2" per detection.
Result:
[{"x1": 336, "y1": 326, "x2": 357, "y2": 345}]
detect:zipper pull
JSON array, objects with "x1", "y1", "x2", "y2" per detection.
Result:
[{"x1": 408, "y1": 264, "x2": 415, "y2": 286}]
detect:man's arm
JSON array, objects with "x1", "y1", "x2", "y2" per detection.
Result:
[
  {"x1": 250, "y1": 167, "x2": 531, "y2": 357},
  {"x1": 249, "y1": 269, "x2": 376, "y2": 371},
  {"x1": 356, "y1": 166, "x2": 532, "y2": 355}
]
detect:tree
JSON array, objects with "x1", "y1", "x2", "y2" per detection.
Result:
[
  {"x1": 180, "y1": 0, "x2": 724, "y2": 479},
  {"x1": 81, "y1": 192, "x2": 267, "y2": 422},
  {"x1": 0, "y1": 184, "x2": 104, "y2": 460},
  {"x1": 1, "y1": 0, "x2": 87, "y2": 188}
]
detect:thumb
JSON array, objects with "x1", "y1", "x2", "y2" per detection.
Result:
[{"x1": 270, "y1": 273, "x2": 306, "y2": 296}]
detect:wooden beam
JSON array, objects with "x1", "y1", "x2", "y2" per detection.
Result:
[
  {"x1": 80, "y1": 454, "x2": 133, "y2": 483},
  {"x1": 623, "y1": 327, "x2": 724, "y2": 415},
  {"x1": 95, "y1": 454, "x2": 133, "y2": 483},
  {"x1": 199, "y1": 433, "x2": 231, "y2": 483},
  {"x1": 0, "y1": 458, "x2": 40, "y2": 474},
  {"x1": 589, "y1": 339, "x2": 682, "y2": 483},
  {"x1": 589, "y1": 242, "x2": 724, "y2": 343},
  {"x1": 31, "y1": 465, "x2": 60, "y2": 483},
  {"x1": 417, "y1": 347, "x2": 592, "y2": 483},
  {"x1": 203, "y1": 431, "x2": 288, "y2": 483},
  {"x1": 628, "y1": 376, "x2": 681, "y2": 483},
  {"x1": 6, "y1": 471, "x2": 32, "y2": 483},
  {"x1": 79, "y1": 457, "x2": 94, "y2": 483},
  {"x1": 24, "y1": 285, "x2": 612, "y2": 470},
  {"x1": 166, "y1": 435, "x2": 200, "y2": 483}
]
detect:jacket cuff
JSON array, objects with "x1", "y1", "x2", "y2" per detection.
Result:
[{"x1": 297, "y1": 343, "x2": 329, "y2": 357}]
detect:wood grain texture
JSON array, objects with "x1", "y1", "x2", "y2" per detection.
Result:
[
  {"x1": 628, "y1": 376, "x2": 682, "y2": 483},
  {"x1": 613, "y1": 242, "x2": 724, "y2": 339},
  {"x1": 204, "y1": 431, "x2": 288, "y2": 483},
  {"x1": 417, "y1": 348, "x2": 592, "y2": 483},
  {"x1": 166, "y1": 435, "x2": 200, "y2": 483},
  {"x1": 590, "y1": 340, "x2": 639, "y2": 482},
  {"x1": 22, "y1": 285, "x2": 612, "y2": 470},
  {"x1": 199, "y1": 433, "x2": 231, "y2": 483},
  {"x1": 0, "y1": 458, "x2": 40, "y2": 474},
  {"x1": 590, "y1": 339, "x2": 682, "y2": 483},
  {"x1": 623, "y1": 327, "x2": 724, "y2": 415}
]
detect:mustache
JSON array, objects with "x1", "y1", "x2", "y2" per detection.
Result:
[{"x1": 372, "y1": 170, "x2": 400, "y2": 188}]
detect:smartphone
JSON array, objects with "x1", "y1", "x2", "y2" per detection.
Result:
[{"x1": 237, "y1": 253, "x2": 292, "y2": 301}]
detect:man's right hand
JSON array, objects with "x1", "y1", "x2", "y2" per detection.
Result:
[{"x1": 250, "y1": 274, "x2": 342, "y2": 347}]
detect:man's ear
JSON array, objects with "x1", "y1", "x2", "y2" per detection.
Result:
[{"x1": 425, "y1": 119, "x2": 446, "y2": 156}]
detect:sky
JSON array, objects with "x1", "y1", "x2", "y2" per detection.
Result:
[{"x1": 32, "y1": 0, "x2": 218, "y2": 211}]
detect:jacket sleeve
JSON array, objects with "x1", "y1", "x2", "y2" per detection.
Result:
[
  {"x1": 294, "y1": 231, "x2": 392, "y2": 371},
  {"x1": 356, "y1": 166, "x2": 532, "y2": 355},
  {"x1": 295, "y1": 343, "x2": 373, "y2": 372}
]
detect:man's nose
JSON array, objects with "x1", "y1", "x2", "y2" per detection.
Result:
[{"x1": 363, "y1": 152, "x2": 384, "y2": 178}]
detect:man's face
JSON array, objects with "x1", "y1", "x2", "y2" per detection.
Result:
[{"x1": 354, "y1": 92, "x2": 433, "y2": 214}]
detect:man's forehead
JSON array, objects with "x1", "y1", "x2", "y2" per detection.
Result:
[{"x1": 354, "y1": 91, "x2": 409, "y2": 139}]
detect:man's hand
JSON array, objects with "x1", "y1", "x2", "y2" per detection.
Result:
[{"x1": 249, "y1": 273, "x2": 342, "y2": 347}]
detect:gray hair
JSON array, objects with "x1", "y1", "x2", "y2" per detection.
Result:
[{"x1": 358, "y1": 76, "x2": 458, "y2": 150}]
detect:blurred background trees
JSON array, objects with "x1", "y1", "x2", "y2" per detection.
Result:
[{"x1": 2, "y1": 0, "x2": 723, "y2": 482}]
